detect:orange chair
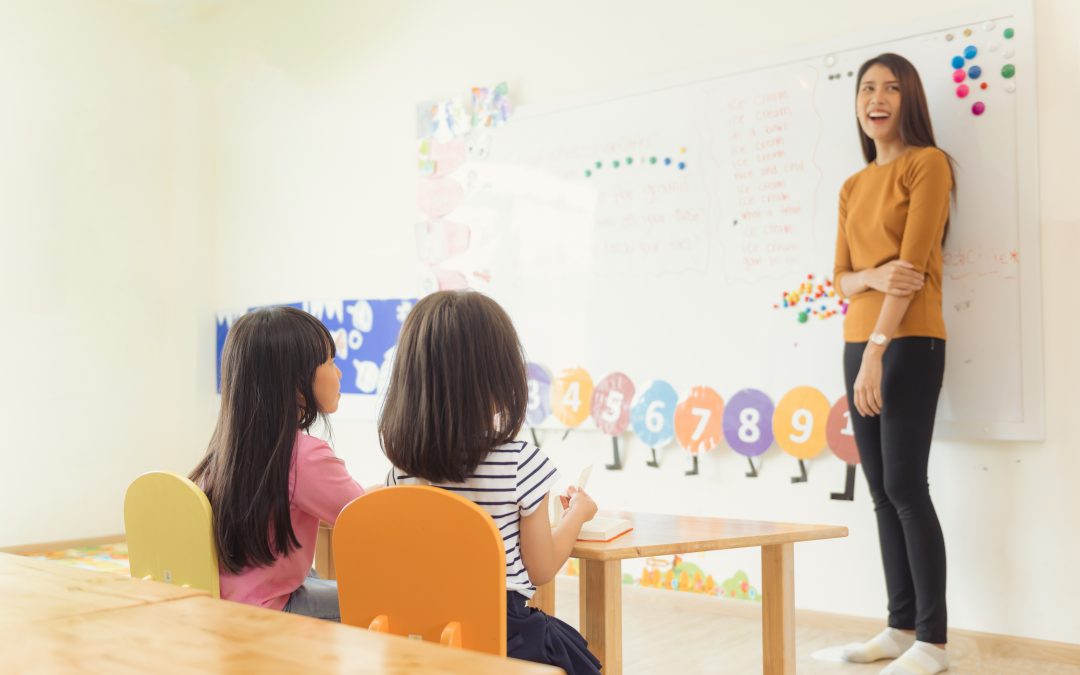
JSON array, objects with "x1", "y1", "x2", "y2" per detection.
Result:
[{"x1": 333, "y1": 485, "x2": 507, "y2": 656}]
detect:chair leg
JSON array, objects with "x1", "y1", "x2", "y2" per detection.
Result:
[{"x1": 440, "y1": 621, "x2": 463, "y2": 648}]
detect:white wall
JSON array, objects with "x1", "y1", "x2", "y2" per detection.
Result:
[
  {"x1": 2, "y1": 0, "x2": 1076, "y2": 645},
  {"x1": 0, "y1": 0, "x2": 217, "y2": 545}
]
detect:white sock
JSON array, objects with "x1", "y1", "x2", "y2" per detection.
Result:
[
  {"x1": 841, "y1": 627, "x2": 916, "y2": 663},
  {"x1": 880, "y1": 641, "x2": 949, "y2": 674}
]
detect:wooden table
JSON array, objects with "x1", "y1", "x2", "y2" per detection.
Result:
[
  {"x1": 6, "y1": 595, "x2": 563, "y2": 674},
  {"x1": 318, "y1": 513, "x2": 846, "y2": 675},
  {"x1": 531, "y1": 512, "x2": 847, "y2": 675},
  {"x1": 0, "y1": 551, "x2": 208, "y2": 625}
]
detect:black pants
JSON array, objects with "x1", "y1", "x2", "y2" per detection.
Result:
[{"x1": 844, "y1": 337, "x2": 947, "y2": 644}]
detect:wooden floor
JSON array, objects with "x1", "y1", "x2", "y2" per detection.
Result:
[{"x1": 551, "y1": 578, "x2": 1080, "y2": 674}]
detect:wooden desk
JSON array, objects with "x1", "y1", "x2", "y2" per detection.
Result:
[
  {"x1": 7, "y1": 595, "x2": 563, "y2": 674},
  {"x1": 533, "y1": 511, "x2": 847, "y2": 675},
  {"x1": 318, "y1": 513, "x2": 846, "y2": 675},
  {"x1": 0, "y1": 551, "x2": 208, "y2": 625}
]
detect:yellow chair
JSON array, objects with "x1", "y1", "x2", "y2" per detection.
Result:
[
  {"x1": 124, "y1": 471, "x2": 220, "y2": 598},
  {"x1": 334, "y1": 485, "x2": 507, "y2": 656}
]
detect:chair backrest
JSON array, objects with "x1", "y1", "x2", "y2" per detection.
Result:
[
  {"x1": 334, "y1": 486, "x2": 507, "y2": 656},
  {"x1": 124, "y1": 471, "x2": 220, "y2": 598}
]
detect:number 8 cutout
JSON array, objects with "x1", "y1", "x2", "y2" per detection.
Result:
[
  {"x1": 550, "y1": 367, "x2": 594, "y2": 428},
  {"x1": 674, "y1": 386, "x2": 724, "y2": 455},
  {"x1": 590, "y1": 372, "x2": 635, "y2": 436},
  {"x1": 722, "y1": 388, "x2": 774, "y2": 457},
  {"x1": 773, "y1": 386, "x2": 830, "y2": 460},
  {"x1": 630, "y1": 380, "x2": 678, "y2": 448}
]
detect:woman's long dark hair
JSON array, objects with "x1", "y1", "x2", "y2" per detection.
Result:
[
  {"x1": 379, "y1": 291, "x2": 528, "y2": 484},
  {"x1": 191, "y1": 306, "x2": 335, "y2": 574},
  {"x1": 856, "y1": 53, "x2": 957, "y2": 238}
]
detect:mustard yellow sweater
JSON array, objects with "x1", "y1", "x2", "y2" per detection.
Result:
[{"x1": 834, "y1": 146, "x2": 952, "y2": 342}]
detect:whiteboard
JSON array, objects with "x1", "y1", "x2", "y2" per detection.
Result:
[{"x1": 420, "y1": 1, "x2": 1042, "y2": 441}]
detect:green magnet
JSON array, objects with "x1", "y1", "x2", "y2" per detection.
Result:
[
  {"x1": 1002, "y1": 63, "x2": 1016, "y2": 79},
  {"x1": 1004, "y1": 27, "x2": 1014, "y2": 39}
]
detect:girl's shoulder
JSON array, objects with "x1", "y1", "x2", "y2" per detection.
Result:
[{"x1": 294, "y1": 430, "x2": 335, "y2": 461}]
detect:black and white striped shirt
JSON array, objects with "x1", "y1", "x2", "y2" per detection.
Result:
[{"x1": 386, "y1": 440, "x2": 560, "y2": 598}]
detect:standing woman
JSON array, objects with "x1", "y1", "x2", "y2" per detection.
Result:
[{"x1": 834, "y1": 53, "x2": 953, "y2": 675}]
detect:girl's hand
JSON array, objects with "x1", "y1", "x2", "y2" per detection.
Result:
[
  {"x1": 853, "y1": 350, "x2": 884, "y2": 416},
  {"x1": 864, "y1": 260, "x2": 925, "y2": 296},
  {"x1": 561, "y1": 486, "x2": 598, "y2": 522}
]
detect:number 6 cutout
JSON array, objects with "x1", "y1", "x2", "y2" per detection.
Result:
[{"x1": 631, "y1": 380, "x2": 678, "y2": 448}]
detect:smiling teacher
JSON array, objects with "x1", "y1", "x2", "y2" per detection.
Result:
[{"x1": 833, "y1": 53, "x2": 955, "y2": 675}]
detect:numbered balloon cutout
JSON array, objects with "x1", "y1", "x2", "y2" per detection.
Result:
[
  {"x1": 674, "y1": 386, "x2": 724, "y2": 455},
  {"x1": 722, "y1": 388, "x2": 775, "y2": 457},
  {"x1": 826, "y1": 395, "x2": 860, "y2": 465},
  {"x1": 525, "y1": 362, "x2": 552, "y2": 427},
  {"x1": 631, "y1": 380, "x2": 678, "y2": 448},
  {"x1": 550, "y1": 367, "x2": 594, "y2": 428},
  {"x1": 773, "y1": 386, "x2": 830, "y2": 460},
  {"x1": 590, "y1": 372, "x2": 635, "y2": 436}
]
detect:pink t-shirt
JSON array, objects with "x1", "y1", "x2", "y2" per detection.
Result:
[{"x1": 219, "y1": 432, "x2": 364, "y2": 610}]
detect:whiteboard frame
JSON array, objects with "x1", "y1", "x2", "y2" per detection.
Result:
[{"x1": 507, "y1": 0, "x2": 1043, "y2": 441}]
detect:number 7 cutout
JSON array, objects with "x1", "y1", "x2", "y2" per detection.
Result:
[
  {"x1": 773, "y1": 386, "x2": 830, "y2": 484},
  {"x1": 674, "y1": 386, "x2": 724, "y2": 476},
  {"x1": 826, "y1": 395, "x2": 860, "y2": 501},
  {"x1": 590, "y1": 372, "x2": 635, "y2": 470}
]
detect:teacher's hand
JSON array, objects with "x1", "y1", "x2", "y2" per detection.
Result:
[
  {"x1": 853, "y1": 349, "x2": 884, "y2": 417},
  {"x1": 863, "y1": 260, "x2": 925, "y2": 296}
]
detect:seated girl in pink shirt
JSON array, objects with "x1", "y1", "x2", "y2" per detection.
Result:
[{"x1": 190, "y1": 306, "x2": 364, "y2": 620}]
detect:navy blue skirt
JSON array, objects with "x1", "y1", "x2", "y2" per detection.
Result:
[{"x1": 507, "y1": 591, "x2": 602, "y2": 674}]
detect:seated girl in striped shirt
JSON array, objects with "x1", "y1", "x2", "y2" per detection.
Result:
[{"x1": 379, "y1": 290, "x2": 602, "y2": 675}]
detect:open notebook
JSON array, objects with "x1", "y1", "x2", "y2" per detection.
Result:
[{"x1": 549, "y1": 465, "x2": 633, "y2": 542}]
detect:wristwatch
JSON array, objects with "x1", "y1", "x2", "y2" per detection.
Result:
[{"x1": 869, "y1": 332, "x2": 889, "y2": 346}]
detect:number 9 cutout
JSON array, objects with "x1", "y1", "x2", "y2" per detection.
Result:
[{"x1": 773, "y1": 386, "x2": 830, "y2": 460}]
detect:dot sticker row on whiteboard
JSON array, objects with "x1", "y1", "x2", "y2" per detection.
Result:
[{"x1": 530, "y1": 363, "x2": 861, "y2": 465}]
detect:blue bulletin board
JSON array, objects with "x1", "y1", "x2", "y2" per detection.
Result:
[{"x1": 216, "y1": 299, "x2": 416, "y2": 408}]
